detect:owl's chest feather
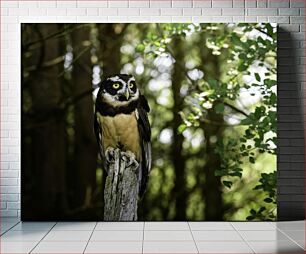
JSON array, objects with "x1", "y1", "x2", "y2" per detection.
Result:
[{"x1": 97, "y1": 111, "x2": 141, "y2": 159}]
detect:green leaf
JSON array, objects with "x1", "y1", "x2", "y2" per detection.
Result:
[
  {"x1": 153, "y1": 41, "x2": 161, "y2": 47},
  {"x1": 246, "y1": 215, "x2": 255, "y2": 221},
  {"x1": 240, "y1": 117, "x2": 253, "y2": 125},
  {"x1": 177, "y1": 124, "x2": 187, "y2": 134},
  {"x1": 214, "y1": 103, "x2": 225, "y2": 114},
  {"x1": 264, "y1": 198, "x2": 273, "y2": 203},
  {"x1": 238, "y1": 53, "x2": 247, "y2": 60},
  {"x1": 222, "y1": 180, "x2": 233, "y2": 189},
  {"x1": 264, "y1": 79, "x2": 277, "y2": 88},
  {"x1": 266, "y1": 23, "x2": 274, "y2": 37},
  {"x1": 240, "y1": 138, "x2": 246, "y2": 142},
  {"x1": 238, "y1": 64, "x2": 248, "y2": 72},
  {"x1": 255, "y1": 73, "x2": 261, "y2": 82},
  {"x1": 229, "y1": 172, "x2": 242, "y2": 178},
  {"x1": 231, "y1": 33, "x2": 244, "y2": 48},
  {"x1": 207, "y1": 79, "x2": 218, "y2": 89},
  {"x1": 249, "y1": 157, "x2": 255, "y2": 164},
  {"x1": 254, "y1": 185, "x2": 262, "y2": 190},
  {"x1": 136, "y1": 44, "x2": 145, "y2": 52},
  {"x1": 269, "y1": 93, "x2": 277, "y2": 105},
  {"x1": 258, "y1": 207, "x2": 266, "y2": 213}
]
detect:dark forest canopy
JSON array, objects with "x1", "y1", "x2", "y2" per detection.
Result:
[{"x1": 21, "y1": 23, "x2": 277, "y2": 221}]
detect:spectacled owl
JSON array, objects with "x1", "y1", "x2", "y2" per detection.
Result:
[{"x1": 94, "y1": 74, "x2": 151, "y2": 197}]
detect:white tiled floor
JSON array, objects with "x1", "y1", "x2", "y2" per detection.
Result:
[{"x1": 0, "y1": 218, "x2": 304, "y2": 253}]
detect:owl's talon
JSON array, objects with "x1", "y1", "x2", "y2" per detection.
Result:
[
  {"x1": 105, "y1": 147, "x2": 115, "y2": 162},
  {"x1": 121, "y1": 151, "x2": 139, "y2": 168}
]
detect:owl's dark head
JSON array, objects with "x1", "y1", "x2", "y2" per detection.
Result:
[{"x1": 99, "y1": 74, "x2": 139, "y2": 107}]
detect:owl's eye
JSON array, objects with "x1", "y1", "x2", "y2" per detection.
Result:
[
  {"x1": 129, "y1": 82, "x2": 135, "y2": 89},
  {"x1": 112, "y1": 83, "x2": 120, "y2": 89}
]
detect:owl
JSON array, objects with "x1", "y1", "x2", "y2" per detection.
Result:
[{"x1": 94, "y1": 74, "x2": 151, "y2": 197}]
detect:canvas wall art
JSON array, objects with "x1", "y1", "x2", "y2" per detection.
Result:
[{"x1": 21, "y1": 23, "x2": 277, "y2": 221}]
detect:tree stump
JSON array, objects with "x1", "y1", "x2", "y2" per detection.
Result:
[{"x1": 103, "y1": 148, "x2": 139, "y2": 221}]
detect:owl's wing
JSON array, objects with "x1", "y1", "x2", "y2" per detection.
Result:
[
  {"x1": 137, "y1": 95, "x2": 152, "y2": 197},
  {"x1": 94, "y1": 111, "x2": 107, "y2": 172}
]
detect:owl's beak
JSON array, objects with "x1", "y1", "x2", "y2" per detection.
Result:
[{"x1": 124, "y1": 90, "x2": 130, "y2": 100}]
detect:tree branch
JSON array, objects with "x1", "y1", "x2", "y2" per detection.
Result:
[
  {"x1": 24, "y1": 24, "x2": 91, "y2": 48},
  {"x1": 63, "y1": 88, "x2": 95, "y2": 110},
  {"x1": 255, "y1": 27, "x2": 271, "y2": 38},
  {"x1": 224, "y1": 102, "x2": 248, "y2": 117},
  {"x1": 57, "y1": 46, "x2": 91, "y2": 78}
]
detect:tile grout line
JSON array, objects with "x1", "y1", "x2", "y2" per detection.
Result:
[
  {"x1": 141, "y1": 222, "x2": 145, "y2": 254},
  {"x1": 29, "y1": 222, "x2": 58, "y2": 254},
  {"x1": 83, "y1": 221, "x2": 98, "y2": 254},
  {"x1": 0, "y1": 220, "x2": 20, "y2": 236},
  {"x1": 276, "y1": 227, "x2": 305, "y2": 251},
  {"x1": 268, "y1": 221, "x2": 277, "y2": 229},
  {"x1": 230, "y1": 222, "x2": 256, "y2": 254},
  {"x1": 187, "y1": 222, "x2": 200, "y2": 254}
]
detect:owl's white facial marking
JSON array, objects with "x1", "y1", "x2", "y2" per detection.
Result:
[
  {"x1": 128, "y1": 76, "x2": 135, "y2": 82},
  {"x1": 100, "y1": 75, "x2": 140, "y2": 107},
  {"x1": 102, "y1": 91, "x2": 139, "y2": 107},
  {"x1": 107, "y1": 76, "x2": 125, "y2": 84},
  {"x1": 117, "y1": 83, "x2": 127, "y2": 95}
]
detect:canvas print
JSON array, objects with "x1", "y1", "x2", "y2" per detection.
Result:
[{"x1": 21, "y1": 23, "x2": 277, "y2": 221}]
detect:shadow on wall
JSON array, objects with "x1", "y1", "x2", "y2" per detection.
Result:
[{"x1": 277, "y1": 27, "x2": 305, "y2": 221}]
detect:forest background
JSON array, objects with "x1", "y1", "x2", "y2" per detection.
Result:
[{"x1": 21, "y1": 23, "x2": 277, "y2": 221}]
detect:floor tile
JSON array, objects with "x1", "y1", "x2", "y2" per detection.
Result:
[
  {"x1": 1, "y1": 229, "x2": 8, "y2": 235},
  {"x1": 1, "y1": 224, "x2": 16, "y2": 234},
  {"x1": 90, "y1": 230, "x2": 143, "y2": 241},
  {"x1": 0, "y1": 221, "x2": 21, "y2": 233},
  {"x1": 282, "y1": 230, "x2": 305, "y2": 249},
  {"x1": 95, "y1": 222, "x2": 143, "y2": 231},
  {"x1": 275, "y1": 221, "x2": 305, "y2": 231},
  {"x1": 192, "y1": 230, "x2": 243, "y2": 241},
  {"x1": 189, "y1": 222, "x2": 234, "y2": 231},
  {"x1": 197, "y1": 241, "x2": 253, "y2": 253},
  {"x1": 239, "y1": 230, "x2": 291, "y2": 241},
  {"x1": 12, "y1": 222, "x2": 55, "y2": 231},
  {"x1": 296, "y1": 240, "x2": 305, "y2": 250},
  {"x1": 52, "y1": 222, "x2": 96, "y2": 231},
  {"x1": 42, "y1": 230, "x2": 92, "y2": 242},
  {"x1": 282, "y1": 230, "x2": 305, "y2": 241},
  {"x1": 143, "y1": 241, "x2": 198, "y2": 253},
  {"x1": 144, "y1": 230, "x2": 193, "y2": 241},
  {"x1": 0, "y1": 230, "x2": 47, "y2": 242},
  {"x1": 32, "y1": 241, "x2": 87, "y2": 253},
  {"x1": 145, "y1": 222, "x2": 189, "y2": 230},
  {"x1": 0, "y1": 218, "x2": 21, "y2": 223},
  {"x1": 269, "y1": 222, "x2": 277, "y2": 228},
  {"x1": 1, "y1": 221, "x2": 20, "y2": 228},
  {"x1": 232, "y1": 222, "x2": 275, "y2": 230},
  {"x1": 85, "y1": 241, "x2": 142, "y2": 253},
  {"x1": 249, "y1": 240, "x2": 304, "y2": 253},
  {"x1": 0, "y1": 241, "x2": 37, "y2": 253}
]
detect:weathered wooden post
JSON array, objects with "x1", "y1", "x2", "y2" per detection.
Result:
[{"x1": 103, "y1": 148, "x2": 139, "y2": 221}]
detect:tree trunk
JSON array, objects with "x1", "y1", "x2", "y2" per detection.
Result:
[
  {"x1": 198, "y1": 32, "x2": 224, "y2": 220},
  {"x1": 103, "y1": 149, "x2": 139, "y2": 221},
  {"x1": 201, "y1": 111, "x2": 224, "y2": 220},
  {"x1": 171, "y1": 36, "x2": 187, "y2": 220},
  {"x1": 22, "y1": 24, "x2": 68, "y2": 219},
  {"x1": 99, "y1": 24, "x2": 125, "y2": 77},
  {"x1": 71, "y1": 25, "x2": 98, "y2": 210}
]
